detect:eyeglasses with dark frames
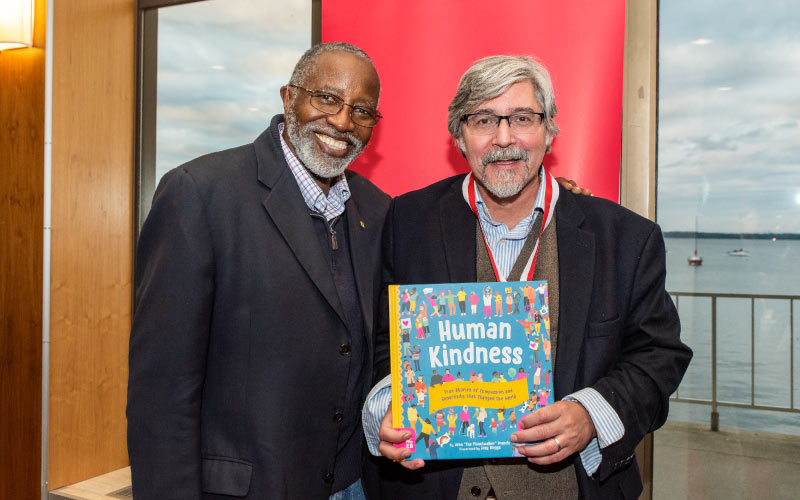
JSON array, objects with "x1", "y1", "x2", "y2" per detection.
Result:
[
  {"x1": 461, "y1": 112, "x2": 545, "y2": 135},
  {"x1": 288, "y1": 84, "x2": 382, "y2": 128}
]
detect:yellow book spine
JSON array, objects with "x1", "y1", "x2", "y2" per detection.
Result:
[{"x1": 388, "y1": 285, "x2": 403, "y2": 428}]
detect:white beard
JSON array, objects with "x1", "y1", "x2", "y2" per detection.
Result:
[
  {"x1": 479, "y1": 146, "x2": 531, "y2": 199},
  {"x1": 284, "y1": 110, "x2": 364, "y2": 179}
]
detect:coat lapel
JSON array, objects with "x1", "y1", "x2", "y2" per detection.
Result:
[
  {"x1": 440, "y1": 176, "x2": 478, "y2": 283},
  {"x1": 255, "y1": 126, "x2": 346, "y2": 324},
  {"x1": 553, "y1": 190, "x2": 595, "y2": 397}
]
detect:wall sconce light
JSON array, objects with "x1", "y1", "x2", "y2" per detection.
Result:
[{"x1": 0, "y1": 0, "x2": 35, "y2": 51}]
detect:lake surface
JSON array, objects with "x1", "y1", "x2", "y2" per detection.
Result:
[{"x1": 663, "y1": 237, "x2": 800, "y2": 435}]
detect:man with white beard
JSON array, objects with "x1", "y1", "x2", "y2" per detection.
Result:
[{"x1": 127, "y1": 43, "x2": 390, "y2": 500}]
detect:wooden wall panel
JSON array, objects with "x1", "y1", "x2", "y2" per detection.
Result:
[
  {"x1": 0, "y1": 0, "x2": 46, "y2": 496},
  {"x1": 49, "y1": 0, "x2": 136, "y2": 489}
]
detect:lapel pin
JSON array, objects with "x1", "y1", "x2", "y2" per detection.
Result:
[{"x1": 360, "y1": 220, "x2": 366, "y2": 229}]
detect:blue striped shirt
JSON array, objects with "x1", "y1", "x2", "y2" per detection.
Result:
[{"x1": 472, "y1": 169, "x2": 546, "y2": 280}]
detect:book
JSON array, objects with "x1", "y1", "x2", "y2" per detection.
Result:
[{"x1": 389, "y1": 281, "x2": 554, "y2": 460}]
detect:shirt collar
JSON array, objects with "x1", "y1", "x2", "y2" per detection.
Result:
[{"x1": 279, "y1": 121, "x2": 351, "y2": 220}]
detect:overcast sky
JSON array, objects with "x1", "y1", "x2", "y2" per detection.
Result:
[
  {"x1": 657, "y1": 0, "x2": 800, "y2": 233},
  {"x1": 155, "y1": 0, "x2": 310, "y2": 182},
  {"x1": 153, "y1": 1, "x2": 798, "y2": 233}
]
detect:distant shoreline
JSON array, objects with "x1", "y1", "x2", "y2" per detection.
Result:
[{"x1": 664, "y1": 232, "x2": 800, "y2": 240}]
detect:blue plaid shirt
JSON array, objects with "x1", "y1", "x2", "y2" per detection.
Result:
[{"x1": 279, "y1": 122, "x2": 350, "y2": 221}]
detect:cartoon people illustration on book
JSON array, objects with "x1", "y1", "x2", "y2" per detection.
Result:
[
  {"x1": 459, "y1": 406, "x2": 471, "y2": 435},
  {"x1": 434, "y1": 409, "x2": 445, "y2": 433},
  {"x1": 407, "y1": 404, "x2": 419, "y2": 433},
  {"x1": 475, "y1": 407, "x2": 488, "y2": 437},
  {"x1": 401, "y1": 324, "x2": 411, "y2": 357},
  {"x1": 414, "y1": 375, "x2": 426, "y2": 395},
  {"x1": 410, "y1": 345, "x2": 421, "y2": 371},
  {"x1": 517, "y1": 315, "x2": 536, "y2": 341},
  {"x1": 520, "y1": 283, "x2": 533, "y2": 313},
  {"x1": 533, "y1": 308, "x2": 542, "y2": 335},
  {"x1": 437, "y1": 291, "x2": 448, "y2": 316},
  {"x1": 388, "y1": 281, "x2": 555, "y2": 459},
  {"x1": 404, "y1": 361, "x2": 415, "y2": 387},
  {"x1": 400, "y1": 288, "x2": 410, "y2": 314},
  {"x1": 457, "y1": 287, "x2": 467, "y2": 316},
  {"x1": 424, "y1": 292, "x2": 440, "y2": 317},
  {"x1": 414, "y1": 315, "x2": 425, "y2": 339},
  {"x1": 543, "y1": 335, "x2": 552, "y2": 362},
  {"x1": 535, "y1": 281, "x2": 548, "y2": 308},
  {"x1": 447, "y1": 290, "x2": 457, "y2": 316},
  {"x1": 482, "y1": 286, "x2": 493, "y2": 318},
  {"x1": 428, "y1": 434, "x2": 450, "y2": 459},
  {"x1": 447, "y1": 408, "x2": 457, "y2": 436},
  {"x1": 430, "y1": 369, "x2": 442, "y2": 386},
  {"x1": 416, "y1": 388, "x2": 426, "y2": 406},
  {"x1": 526, "y1": 390, "x2": 538, "y2": 411},
  {"x1": 494, "y1": 291, "x2": 503, "y2": 317},
  {"x1": 469, "y1": 291, "x2": 479, "y2": 315}
]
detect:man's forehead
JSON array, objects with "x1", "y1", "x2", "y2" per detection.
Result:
[
  {"x1": 305, "y1": 51, "x2": 379, "y2": 96},
  {"x1": 472, "y1": 81, "x2": 539, "y2": 112}
]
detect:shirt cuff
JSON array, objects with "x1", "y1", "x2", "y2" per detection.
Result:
[
  {"x1": 362, "y1": 374, "x2": 393, "y2": 457},
  {"x1": 564, "y1": 387, "x2": 625, "y2": 475}
]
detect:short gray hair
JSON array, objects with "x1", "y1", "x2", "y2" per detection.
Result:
[
  {"x1": 290, "y1": 42, "x2": 377, "y2": 91},
  {"x1": 447, "y1": 55, "x2": 560, "y2": 154}
]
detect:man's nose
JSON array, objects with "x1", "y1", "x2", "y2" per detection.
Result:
[
  {"x1": 493, "y1": 118, "x2": 515, "y2": 147},
  {"x1": 326, "y1": 105, "x2": 355, "y2": 132}
]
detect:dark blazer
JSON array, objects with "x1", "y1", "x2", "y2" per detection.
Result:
[
  {"x1": 365, "y1": 174, "x2": 692, "y2": 500},
  {"x1": 127, "y1": 115, "x2": 391, "y2": 499}
]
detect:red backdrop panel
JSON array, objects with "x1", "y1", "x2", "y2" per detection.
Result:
[{"x1": 322, "y1": 1, "x2": 625, "y2": 201}]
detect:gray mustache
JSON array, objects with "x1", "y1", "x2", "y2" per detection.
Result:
[{"x1": 481, "y1": 147, "x2": 530, "y2": 167}]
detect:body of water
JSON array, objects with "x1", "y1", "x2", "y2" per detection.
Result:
[{"x1": 663, "y1": 237, "x2": 800, "y2": 436}]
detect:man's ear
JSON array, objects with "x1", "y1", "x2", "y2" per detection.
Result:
[
  {"x1": 455, "y1": 137, "x2": 467, "y2": 158},
  {"x1": 280, "y1": 86, "x2": 292, "y2": 114}
]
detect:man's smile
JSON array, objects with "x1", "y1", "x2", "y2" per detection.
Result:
[{"x1": 315, "y1": 132, "x2": 349, "y2": 152}]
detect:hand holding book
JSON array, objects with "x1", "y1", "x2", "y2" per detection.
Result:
[
  {"x1": 377, "y1": 402, "x2": 426, "y2": 470},
  {"x1": 509, "y1": 400, "x2": 597, "y2": 465}
]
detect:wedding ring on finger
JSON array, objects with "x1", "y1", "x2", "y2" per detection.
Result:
[{"x1": 553, "y1": 436, "x2": 562, "y2": 452}]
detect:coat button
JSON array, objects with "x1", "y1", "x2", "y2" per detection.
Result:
[
  {"x1": 471, "y1": 486, "x2": 481, "y2": 497},
  {"x1": 339, "y1": 344, "x2": 351, "y2": 355},
  {"x1": 324, "y1": 472, "x2": 334, "y2": 483},
  {"x1": 333, "y1": 410, "x2": 344, "y2": 422}
]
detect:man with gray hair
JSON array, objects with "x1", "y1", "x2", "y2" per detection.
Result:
[
  {"x1": 362, "y1": 55, "x2": 692, "y2": 499},
  {"x1": 127, "y1": 42, "x2": 389, "y2": 500}
]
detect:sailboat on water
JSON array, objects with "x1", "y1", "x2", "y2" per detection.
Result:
[{"x1": 688, "y1": 216, "x2": 703, "y2": 266}]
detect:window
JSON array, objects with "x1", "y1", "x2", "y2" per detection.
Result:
[
  {"x1": 136, "y1": 0, "x2": 314, "y2": 228},
  {"x1": 655, "y1": 1, "x2": 800, "y2": 497}
]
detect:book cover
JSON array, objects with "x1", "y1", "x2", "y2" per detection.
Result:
[{"x1": 389, "y1": 281, "x2": 554, "y2": 460}]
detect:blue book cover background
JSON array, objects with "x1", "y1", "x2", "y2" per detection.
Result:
[{"x1": 389, "y1": 281, "x2": 554, "y2": 460}]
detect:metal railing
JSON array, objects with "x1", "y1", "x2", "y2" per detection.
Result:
[{"x1": 668, "y1": 291, "x2": 798, "y2": 431}]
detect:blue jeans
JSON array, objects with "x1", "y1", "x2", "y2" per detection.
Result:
[{"x1": 329, "y1": 479, "x2": 365, "y2": 500}]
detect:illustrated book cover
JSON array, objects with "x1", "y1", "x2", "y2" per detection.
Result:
[{"x1": 389, "y1": 281, "x2": 554, "y2": 460}]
